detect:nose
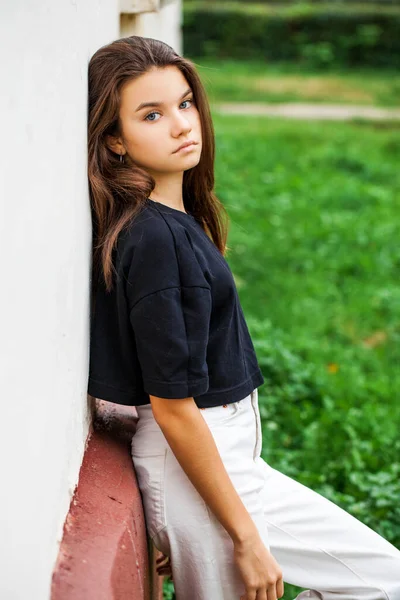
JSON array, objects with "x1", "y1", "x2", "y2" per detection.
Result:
[{"x1": 171, "y1": 109, "x2": 192, "y2": 137}]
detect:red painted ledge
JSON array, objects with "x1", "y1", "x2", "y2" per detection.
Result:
[{"x1": 51, "y1": 399, "x2": 164, "y2": 600}]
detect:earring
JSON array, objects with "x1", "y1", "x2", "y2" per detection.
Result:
[{"x1": 119, "y1": 153, "x2": 123, "y2": 163}]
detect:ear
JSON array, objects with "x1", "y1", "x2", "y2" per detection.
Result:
[{"x1": 105, "y1": 134, "x2": 124, "y2": 155}]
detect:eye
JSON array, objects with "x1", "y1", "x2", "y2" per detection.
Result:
[
  {"x1": 180, "y1": 98, "x2": 193, "y2": 109},
  {"x1": 144, "y1": 98, "x2": 194, "y2": 122},
  {"x1": 144, "y1": 111, "x2": 161, "y2": 122}
]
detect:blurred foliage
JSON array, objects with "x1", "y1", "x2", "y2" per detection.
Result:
[
  {"x1": 192, "y1": 58, "x2": 400, "y2": 106},
  {"x1": 164, "y1": 114, "x2": 400, "y2": 599},
  {"x1": 183, "y1": 2, "x2": 400, "y2": 68},
  {"x1": 201, "y1": 0, "x2": 400, "y2": 5},
  {"x1": 163, "y1": 579, "x2": 175, "y2": 599},
  {"x1": 216, "y1": 113, "x2": 400, "y2": 550}
]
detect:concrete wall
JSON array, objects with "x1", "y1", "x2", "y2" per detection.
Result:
[
  {"x1": 0, "y1": 1, "x2": 182, "y2": 597},
  {"x1": 0, "y1": 2, "x2": 118, "y2": 598},
  {"x1": 121, "y1": 0, "x2": 182, "y2": 54}
]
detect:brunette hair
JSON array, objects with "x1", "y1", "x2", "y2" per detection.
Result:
[{"x1": 88, "y1": 35, "x2": 230, "y2": 293}]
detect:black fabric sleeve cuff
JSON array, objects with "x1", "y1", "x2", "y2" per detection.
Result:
[{"x1": 142, "y1": 375, "x2": 209, "y2": 399}]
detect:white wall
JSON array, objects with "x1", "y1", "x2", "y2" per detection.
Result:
[
  {"x1": 122, "y1": 0, "x2": 183, "y2": 54},
  {"x1": 0, "y1": 2, "x2": 118, "y2": 598}
]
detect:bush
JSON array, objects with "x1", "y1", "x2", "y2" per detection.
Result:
[
  {"x1": 248, "y1": 317, "x2": 400, "y2": 547},
  {"x1": 183, "y1": 3, "x2": 400, "y2": 68},
  {"x1": 211, "y1": 112, "x2": 400, "y2": 549}
]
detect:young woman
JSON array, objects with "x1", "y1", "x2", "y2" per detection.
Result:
[{"x1": 87, "y1": 35, "x2": 400, "y2": 600}]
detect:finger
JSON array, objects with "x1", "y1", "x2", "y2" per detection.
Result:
[
  {"x1": 156, "y1": 564, "x2": 168, "y2": 573},
  {"x1": 276, "y1": 578, "x2": 284, "y2": 599},
  {"x1": 266, "y1": 584, "x2": 277, "y2": 600},
  {"x1": 157, "y1": 552, "x2": 170, "y2": 560},
  {"x1": 156, "y1": 559, "x2": 169, "y2": 569},
  {"x1": 156, "y1": 555, "x2": 168, "y2": 563},
  {"x1": 158, "y1": 571, "x2": 173, "y2": 580},
  {"x1": 156, "y1": 563, "x2": 171, "y2": 572},
  {"x1": 157, "y1": 564, "x2": 172, "y2": 572}
]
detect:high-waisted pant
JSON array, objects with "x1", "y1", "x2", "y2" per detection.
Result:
[{"x1": 131, "y1": 388, "x2": 400, "y2": 600}]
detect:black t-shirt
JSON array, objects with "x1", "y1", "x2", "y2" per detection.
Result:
[{"x1": 87, "y1": 198, "x2": 264, "y2": 408}]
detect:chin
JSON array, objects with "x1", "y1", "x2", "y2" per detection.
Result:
[
  {"x1": 184, "y1": 158, "x2": 201, "y2": 171},
  {"x1": 183, "y1": 150, "x2": 202, "y2": 166}
]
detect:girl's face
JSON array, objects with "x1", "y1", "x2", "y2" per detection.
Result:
[{"x1": 113, "y1": 65, "x2": 202, "y2": 176}]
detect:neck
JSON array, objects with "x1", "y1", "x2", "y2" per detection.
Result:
[{"x1": 148, "y1": 172, "x2": 185, "y2": 212}]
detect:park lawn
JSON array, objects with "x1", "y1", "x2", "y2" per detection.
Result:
[
  {"x1": 163, "y1": 115, "x2": 400, "y2": 600},
  {"x1": 184, "y1": 1, "x2": 400, "y2": 16},
  {"x1": 190, "y1": 58, "x2": 400, "y2": 107},
  {"x1": 214, "y1": 113, "x2": 400, "y2": 598},
  {"x1": 214, "y1": 112, "x2": 400, "y2": 535}
]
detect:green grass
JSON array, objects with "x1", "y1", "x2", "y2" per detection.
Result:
[
  {"x1": 191, "y1": 58, "x2": 400, "y2": 106},
  {"x1": 164, "y1": 112, "x2": 400, "y2": 600},
  {"x1": 222, "y1": 114, "x2": 400, "y2": 598},
  {"x1": 184, "y1": 1, "x2": 400, "y2": 16},
  {"x1": 218, "y1": 115, "x2": 400, "y2": 501}
]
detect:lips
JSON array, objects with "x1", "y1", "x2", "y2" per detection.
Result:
[{"x1": 174, "y1": 140, "x2": 197, "y2": 153}]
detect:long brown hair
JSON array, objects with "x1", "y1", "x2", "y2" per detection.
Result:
[{"x1": 88, "y1": 35, "x2": 230, "y2": 293}]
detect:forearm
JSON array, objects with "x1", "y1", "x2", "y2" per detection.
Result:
[{"x1": 151, "y1": 397, "x2": 259, "y2": 545}]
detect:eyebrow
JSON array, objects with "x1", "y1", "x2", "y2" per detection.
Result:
[{"x1": 135, "y1": 88, "x2": 193, "y2": 112}]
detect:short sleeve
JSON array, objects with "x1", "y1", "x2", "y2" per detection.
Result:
[{"x1": 125, "y1": 220, "x2": 212, "y2": 399}]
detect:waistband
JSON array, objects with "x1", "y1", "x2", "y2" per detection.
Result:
[{"x1": 135, "y1": 389, "x2": 256, "y2": 423}]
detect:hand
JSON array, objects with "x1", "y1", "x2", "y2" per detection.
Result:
[
  {"x1": 156, "y1": 552, "x2": 173, "y2": 580},
  {"x1": 234, "y1": 534, "x2": 284, "y2": 600}
]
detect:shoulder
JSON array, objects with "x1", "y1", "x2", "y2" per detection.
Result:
[
  {"x1": 114, "y1": 204, "x2": 210, "y2": 306},
  {"x1": 118, "y1": 204, "x2": 175, "y2": 255},
  {"x1": 115, "y1": 205, "x2": 186, "y2": 278},
  {"x1": 115, "y1": 205, "x2": 183, "y2": 306},
  {"x1": 115, "y1": 204, "x2": 185, "y2": 289}
]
